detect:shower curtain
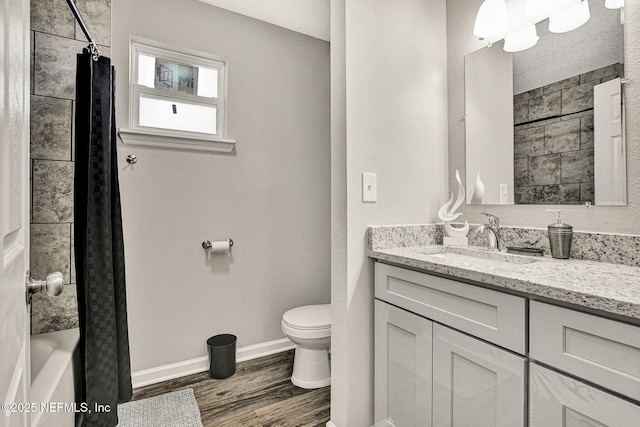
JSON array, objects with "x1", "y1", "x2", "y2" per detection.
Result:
[{"x1": 74, "y1": 49, "x2": 132, "y2": 427}]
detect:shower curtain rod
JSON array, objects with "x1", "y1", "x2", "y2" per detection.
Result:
[{"x1": 65, "y1": 0, "x2": 102, "y2": 60}]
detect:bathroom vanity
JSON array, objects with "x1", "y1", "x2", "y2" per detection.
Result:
[{"x1": 370, "y1": 243, "x2": 640, "y2": 426}]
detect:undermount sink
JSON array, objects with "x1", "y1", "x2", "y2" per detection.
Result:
[{"x1": 426, "y1": 249, "x2": 540, "y2": 268}]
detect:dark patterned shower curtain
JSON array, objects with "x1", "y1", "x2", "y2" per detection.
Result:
[{"x1": 74, "y1": 49, "x2": 132, "y2": 427}]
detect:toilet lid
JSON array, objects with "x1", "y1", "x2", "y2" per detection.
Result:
[{"x1": 282, "y1": 304, "x2": 330, "y2": 330}]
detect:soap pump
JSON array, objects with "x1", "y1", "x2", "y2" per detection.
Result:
[{"x1": 546, "y1": 209, "x2": 572, "y2": 259}]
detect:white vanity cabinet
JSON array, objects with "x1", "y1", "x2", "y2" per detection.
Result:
[{"x1": 374, "y1": 263, "x2": 527, "y2": 427}]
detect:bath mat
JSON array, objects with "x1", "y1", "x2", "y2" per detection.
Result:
[{"x1": 117, "y1": 388, "x2": 203, "y2": 427}]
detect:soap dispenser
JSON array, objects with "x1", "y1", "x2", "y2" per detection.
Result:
[{"x1": 546, "y1": 209, "x2": 572, "y2": 259}]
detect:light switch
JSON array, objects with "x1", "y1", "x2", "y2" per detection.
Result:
[{"x1": 362, "y1": 173, "x2": 377, "y2": 202}]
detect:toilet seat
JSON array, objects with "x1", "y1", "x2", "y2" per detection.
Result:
[{"x1": 282, "y1": 304, "x2": 330, "y2": 330}]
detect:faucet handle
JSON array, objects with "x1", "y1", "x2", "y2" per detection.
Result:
[{"x1": 482, "y1": 212, "x2": 499, "y2": 227}]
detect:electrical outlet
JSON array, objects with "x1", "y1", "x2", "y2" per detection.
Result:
[{"x1": 500, "y1": 184, "x2": 508, "y2": 204}]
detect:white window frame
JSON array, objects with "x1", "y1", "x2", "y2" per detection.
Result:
[{"x1": 119, "y1": 37, "x2": 235, "y2": 152}]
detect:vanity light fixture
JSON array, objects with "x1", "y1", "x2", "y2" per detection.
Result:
[
  {"x1": 525, "y1": 0, "x2": 554, "y2": 17},
  {"x1": 548, "y1": 0, "x2": 590, "y2": 33},
  {"x1": 503, "y1": 25, "x2": 540, "y2": 52},
  {"x1": 474, "y1": 0, "x2": 509, "y2": 39},
  {"x1": 605, "y1": 0, "x2": 624, "y2": 9}
]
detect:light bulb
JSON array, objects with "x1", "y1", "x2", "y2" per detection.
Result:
[
  {"x1": 503, "y1": 25, "x2": 539, "y2": 52},
  {"x1": 474, "y1": 0, "x2": 509, "y2": 39},
  {"x1": 549, "y1": 0, "x2": 590, "y2": 33},
  {"x1": 526, "y1": 0, "x2": 554, "y2": 18},
  {"x1": 605, "y1": 0, "x2": 624, "y2": 9}
]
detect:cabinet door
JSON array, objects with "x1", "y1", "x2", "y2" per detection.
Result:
[
  {"x1": 433, "y1": 324, "x2": 526, "y2": 427},
  {"x1": 530, "y1": 363, "x2": 640, "y2": 426},
  {"x1": 374, "y1": 300, "x2": 433, "y2": 427}
]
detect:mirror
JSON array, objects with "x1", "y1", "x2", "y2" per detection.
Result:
[{"x1": 465, "y1": 0, "x2": 625, "y2": 205}]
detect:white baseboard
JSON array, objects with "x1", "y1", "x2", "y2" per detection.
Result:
[
  {"x1": 235, "y1": 337, "x2": 295, "y2": 363},
  {"x1": 326, "y1": 421, "x2": 338, "y2": 427},
  {"x1": 132, "y1": 337, "x2": 295, "y2": 389}
]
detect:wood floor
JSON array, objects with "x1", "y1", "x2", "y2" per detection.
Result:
[{"x1": 132, "y1": 350, "x2": 330, "y2": 426}]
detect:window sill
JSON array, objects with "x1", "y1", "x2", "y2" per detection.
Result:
[{"x1": 118, "y1": 128, "x2": 236, "y2": 153}]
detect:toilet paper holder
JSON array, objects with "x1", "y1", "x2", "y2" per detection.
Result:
[{"x1": 202, "y1": 239, "x2": 234, "y2": 250}]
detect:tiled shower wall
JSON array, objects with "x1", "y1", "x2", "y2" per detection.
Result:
[
  {"x1": 29, "y1": 0, "x2": 110, "y2": 334},
  {"x1": 513, "y1": 63, "x2": 623, "y2": 204}
]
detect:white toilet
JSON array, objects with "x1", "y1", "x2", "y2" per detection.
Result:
[{"x1": 281, "y1": 304, "x2": 331, "y2": 389}]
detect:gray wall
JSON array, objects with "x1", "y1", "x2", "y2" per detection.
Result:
[
  {"x1": 112, "y1": 0, "x2": 330, "y2": 372},
  {"x1": 29, "y1": 0, "x2": 111, "y2": 334},
  {"x1": 447, "y1": 0, "x2": 640, "y2": 233}
]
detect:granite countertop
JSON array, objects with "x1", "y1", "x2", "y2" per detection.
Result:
[{"x1": 369, "y1": 245, "x2": 640, "y2": 321}]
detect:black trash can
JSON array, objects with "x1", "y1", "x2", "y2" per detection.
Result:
[{"x1": 207, "y1": 334, "x2": 236, "y2": 379}]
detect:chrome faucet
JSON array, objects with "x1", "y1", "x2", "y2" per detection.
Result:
[{"x1": 478, "y1": 213, "x2": 501, "y2": 251}]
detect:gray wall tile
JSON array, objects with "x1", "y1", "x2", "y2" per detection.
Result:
[
  {"x1": 514, "y1": 101, "x2": 529, "y2": 125},
  {"x1": 513, "y1": 92, "x2": 528, "y2": 104},
  {"x1": 580, "y1": 182, "x2": 594, "y2": 203},
  {"x1": 529, "y1": 91, "x2": 561, "y2": 121},
  {"x1": 544, "y1": 118, "x2": 580, "y2": 154},
  {"x1": 30, "y1": 31, "x2": 34, "y2": 94},
  {"x1": 31, "y1": 0, "x2": 75, "y2": 38},
  {"x1": 33, "y1": 32, "x2": 87, "y2": 99},
  {"x1": 30, "y1": 0, "x2": 110, "y2": 335},
  {"x1": 513, "y1": 64, "x2": 618, "y2": 204},
  {"x1": 30, "y1": 95, "x2": 72, "y2": 160},
  {"x1": 520, "y1": 87, "x2": 543, "y2": 101},
  {"x1": 557, "y1": 184, "x2": 580, "y2": 203},
  {"x1": 30, "y1": 223, "x2": 71, "y2": 284},
  {"x1": 514, "y1": 157, "x2": 528, "y2": 187},
  {"x1": 581, "y1": 63, "x2": 622, "y2": 84},
  {"x1": 528, "y1": 154, "x2": 561, "y2": 185},
  {"x1": 531, "y1": 185, "x2": 561, "y2": 204},
  {"x1": 530, "y1": 184, "x2": 579, "y2": 204},
  {"x1": 32, "y1": 160, "x2": 74, "y2": 223},
  {"x1": 533, "y1": 115, "x2": 562, "y2": 127},
  {"x1": 580, "y1": 114, "x2": 594, "y2": 149},
  {"x1": 70, "y1": 226, "x2": 76, "y2": 284},
  {"x1": 561, "y1": 81, "x2": 597, "y2": 114},
  {"x1": 71, "y1": 101, "x2": 76, "y2": 161},
  {"x1": 543, "y1": 75, "x2": 579, "y2": 94},
  {"x1": 74, "y1": 0, "x2": 111, "y2": 47},
  {"x1": 514, "y1": 126, "x2": 544, "y2": 158},
  {"x1": 31, "y1": 284, "x2": 78, "y2": 334},
  {"x1": 562, "y1": 150, "x2": 594, "y2": 184},
  {"x1": 514, "y1": 186, "x2": 533, "y2": 204}
]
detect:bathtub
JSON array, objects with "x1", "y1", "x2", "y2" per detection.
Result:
[{"x1": 30, "y1": 328, "x2": 80, "y2": 427}]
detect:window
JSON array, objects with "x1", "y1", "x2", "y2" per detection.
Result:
[{"x1": 119, "y1": 37, "x2": 235, "y2": 152}]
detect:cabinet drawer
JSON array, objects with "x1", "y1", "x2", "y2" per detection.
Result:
[
  {"x1": 375, "y1": 262, "x2": 526, "y2": 354},
  {"x1": 530, "y1": 363, "x2": 640, "y2": 426},
  {"x1": 530, "y1": 301, "x2": 640, "y2": 401}
]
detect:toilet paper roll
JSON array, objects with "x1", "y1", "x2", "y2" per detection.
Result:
[{"x1": 209, "y1": 240, "x2": 231, "y2": 253}]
